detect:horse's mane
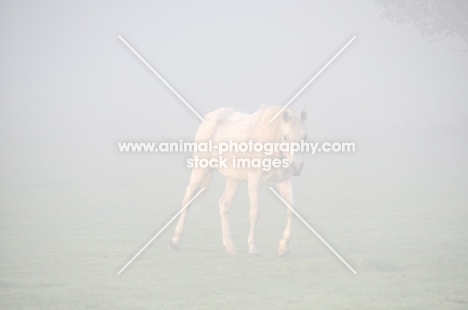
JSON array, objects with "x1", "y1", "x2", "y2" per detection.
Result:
[{"x1": 249, "y1": 105, "x2": 285, "y2": 143}]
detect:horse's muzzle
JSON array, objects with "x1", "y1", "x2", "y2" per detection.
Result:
[{"x1": 291, "y1": 162, "x2": 303, "y2": 176}]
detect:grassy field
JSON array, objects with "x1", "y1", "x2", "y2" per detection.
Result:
[{"x1": 1, "y1": 153, "x2": 467, "y2": 309}]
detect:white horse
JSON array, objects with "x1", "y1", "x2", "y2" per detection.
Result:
[{"x1": 170, "y1": 105, "x2": 307, "y2": 255}]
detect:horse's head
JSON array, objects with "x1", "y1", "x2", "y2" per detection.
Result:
[{"x1": 280, "y1": 110, "x2": 307, "y2": 176}]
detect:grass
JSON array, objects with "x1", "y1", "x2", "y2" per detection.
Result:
[{"x1": 1, "y1": 156, "x2": 467, "y2": 309}]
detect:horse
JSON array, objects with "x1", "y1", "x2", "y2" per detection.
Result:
[{"x1": 170, "y1": 105, "x2": 307, "y2": 255}]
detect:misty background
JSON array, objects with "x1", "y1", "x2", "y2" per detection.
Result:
[{"x1": 1, "y1": 0, "x2": 467, "y2": 309}]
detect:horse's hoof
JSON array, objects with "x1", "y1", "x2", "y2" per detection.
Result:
[
  {"x1": 169, "y1": 240, "x2": 179, "y2": 251},
  {"x1": 226, "y1": 248, "x2": 238, "y2": 254},
  {"x1": 248, "y1": 248, "x2": 260, "y2": 255},
  {"x1": 277, "y1": 246, "x2": 290, "y2": 257}
]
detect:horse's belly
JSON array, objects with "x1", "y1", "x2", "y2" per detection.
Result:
[
  {"x1": 217, "y1": 166, "x2": 249, "y2": 182},
  {"x1": 262, "y1": 168, "x2": 290, "y2": 183}
]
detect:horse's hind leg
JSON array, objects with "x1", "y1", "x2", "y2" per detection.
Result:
[
  {"x1": 247, "y1": 178, "x2": 261, "y2": 254},
  {"x1": 277, "y1": 179, "x2": 293, "y2": 256},
  {"x1": 170, "y1": 168, "x2": 210, "y2": 249},
  {"x1": 219, "y1": 178, "x2": 239, "y2": 254}
]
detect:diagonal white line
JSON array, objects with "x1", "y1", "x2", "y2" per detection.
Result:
[
  {"x1": 269, "y1": 187, "x2": 357, "y2": 274},
  {"x1": 117, "y1": 187, "x2": 206, "y2": 275},
  {"x1": 268, "y1": 36, "x2": 356, "y2": 123},
  {"x1": 118, "y1": 35, "x2": 207, "y2": 124}
]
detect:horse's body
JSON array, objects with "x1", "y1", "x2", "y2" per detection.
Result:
[{"x1": 170, "y1": 105, "x2": 307, "y2": 255}]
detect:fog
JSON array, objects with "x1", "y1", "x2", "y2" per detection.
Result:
[{"x1": 1, "y1": 1, "x2": 467, "y2": 309}]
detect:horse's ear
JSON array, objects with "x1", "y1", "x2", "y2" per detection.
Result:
[
  {"x1": 300, "y1": 111, "x2": 307, "y2": 122},
  {"x1": 282, "y1": 111, "x2": 290, "y2": 122}
]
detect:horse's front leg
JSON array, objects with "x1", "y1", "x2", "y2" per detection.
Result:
[
  {"x1": 277, "y1": 179, "x2": 293, "y2": 256},
  {"x1": 219, "y1": 178, "x2": 239, "y2": 254},
  {"x1": 247, "y1": 177, "x2": 261, "y2": 254}
]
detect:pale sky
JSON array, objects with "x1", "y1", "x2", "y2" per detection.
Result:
[{"x1": 1, "y1": 0, "x2": 467, "y2": 158}]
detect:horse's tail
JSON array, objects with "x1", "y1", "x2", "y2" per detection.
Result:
[
  {"x1": 199, "y1": 170, "x2": 213, "y2": 201},
  {"x1": 189, "y1": 107, "x2": 231, "y2": 202},
  {"x1": 202, "y1": 170, "x2": 213, "y2": 190}
]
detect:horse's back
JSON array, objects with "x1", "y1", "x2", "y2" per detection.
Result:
[{"x1": 195, "y1": 107, "x2": 248, "y2": 142}]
